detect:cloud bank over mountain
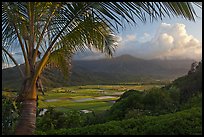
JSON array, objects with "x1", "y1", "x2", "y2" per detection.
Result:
[
  {"x1": 74, "y1": 23, "x2": 202, "y2": 61},
  {"x1": 115, "y1": 23, "x2": 202, "y2": 60}
]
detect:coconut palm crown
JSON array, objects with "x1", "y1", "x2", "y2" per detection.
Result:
[{"x1": 2, "y1": 2, "x2": 201, "y2": 135}]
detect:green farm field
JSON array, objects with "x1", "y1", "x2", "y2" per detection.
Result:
[
  {"x1": 36, "y1": 84, "x2": 164, "y2": 113},
  {"x1": 2, "y1": 84, "x2": 164, "y2": 114}
]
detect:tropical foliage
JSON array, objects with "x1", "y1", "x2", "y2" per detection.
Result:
[
  {"x1": 165, "y1": 61, "x2": 202, "y2": 103},
  {"x1": 2, "y1": 2, "x2": 201, "y2": 135},
  {"x1": 2, "y1": 94, "x2": 20, "y2": 135},
  {"x1": 36, "y1": 107, "x2": 202, "y2": 135},
  {"x1": 2, "y1": 62, "x2": 202, "y2": 135},
  {"x1": 107, "y1": 61, "x2": 202, "y2": 120},
  {"x1": 34, "y1": 62, "x2": 202, "y2": 134}
]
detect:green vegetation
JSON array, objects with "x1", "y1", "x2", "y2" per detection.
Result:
[
  {"x1": 2, "y1": 94, "x2": 20, "y2": 135},
  {"x1": 2, "y1": 61, "x2": 202, "y2": 135},
  {"x1": 36, "y1": 107, "x2": 202, "y2": 135},
  {"x1": 2, "y1": 55, "x2": 192, "y2": 90},
  {"x1": 35, "y1": 61, "x2": 202, "y2": 135},
  {"x1": 36, "y1": 84, "x2": 160, "y2": 112},
  {"x1": 166, "y1": 61, "x2": 202, "y2": 103}
]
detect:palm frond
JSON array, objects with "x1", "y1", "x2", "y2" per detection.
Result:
[
  {"x1": 193, "y1": 2, "x2": 202, "y2": 8},
  {"x1": 46, "y1": 48, "x2": 73, "y2": 79},
  {"x1": 50, "y1": 2, "x2": 198, "y2": 58},
  {"x1": 53, "y1": 12, "x2": 117, "y2": 57},
  {"x1": 88, "y1": 2, "x2": 198, "y2": 31}
]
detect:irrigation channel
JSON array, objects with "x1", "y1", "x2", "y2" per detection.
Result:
[{"x1": 39, "y1": 94, "x2": 124, "y2": 115}]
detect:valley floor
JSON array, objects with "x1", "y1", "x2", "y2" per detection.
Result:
[{"x1": 37, "y1": 84, "x2": 164, "y2": 113}]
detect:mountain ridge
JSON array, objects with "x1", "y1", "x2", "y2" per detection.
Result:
[{"x1": 2, "y1": 54, "x2": 195, "y2": 89}]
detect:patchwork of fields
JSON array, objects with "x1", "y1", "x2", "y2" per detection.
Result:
[
  {"x1": 37, "y1": 84, "x2": 164, "y2": 113},
  {"x1": 2, "y1": 84, "x2": 164, "y2": 114}
]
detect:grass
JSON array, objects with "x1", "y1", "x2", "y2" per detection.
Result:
[
  {"x1": 2, "y1": 91, "x2": 17, "y2": 99},
  {"x1": 36, "y1": 106, "x2": 202, "y2": 135},
  {"x1": 2, "y1": 84, "x2": 163, "y2": 113},
  {"x1": 37, "y1": 84, "x2": 163, "y2": 113}
]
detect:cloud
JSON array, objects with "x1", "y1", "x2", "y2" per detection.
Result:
[
  {"x1": 138, "y1": 32, "x2": 152, "y2": 43},
  {"x1": 115, "y1": 23, "x2": 202, "y2": 60},
  {"x1": 126, "y1": 34, "x2": 137, "y2": 41}
]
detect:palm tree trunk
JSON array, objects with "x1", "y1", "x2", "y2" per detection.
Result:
[
  {"x1": 15, "y1": 79, "x2": 37, "y2": 135},
  {"x1": 15, "y1": 99, "x2": 37, "y2": 135}
]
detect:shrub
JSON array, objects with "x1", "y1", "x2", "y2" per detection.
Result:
[
  {"x1": 166, "y1": 61, "x2": 202, "y2": 103},
  {"x1": 36, "y1": 107, "x2": 202, "y2": 135},
  {"x1": 108, "y1": 88, "x2": 180, "y2": 120},
  {"x1": 2, "y1": 95, "x2": 20, "y2": 135},
  {"x1": 180, "y1": 93, "x2": 202, "y2": 110},
  {"x1": 107, "y1": 90, "x2": 144, "y2": 120},
  {"x1": 36, "y1": 108, "x2": 87, "y2": 131},
  {"x1": 142, "y1": 88, "x2": 177, "y2": 115}
]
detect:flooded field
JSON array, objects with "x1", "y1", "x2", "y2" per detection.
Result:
[{"x1": 38, "y1": 84, "x2": 163, "y2": 113}]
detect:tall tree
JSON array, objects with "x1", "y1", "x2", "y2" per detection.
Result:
[{"x1": 2, "y1": 2, "x2": 200, "y2": 135}]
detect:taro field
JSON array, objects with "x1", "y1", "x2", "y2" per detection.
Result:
[{"x1": 37, "y1": 84, "x2": 164, "y2": 114}]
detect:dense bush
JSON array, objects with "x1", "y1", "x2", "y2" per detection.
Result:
[
  {"x1": 180, "y1": 93, "x2": 202, "y2": 110},
  {"x1": 116, "y1": 89, "x2": 144, "y2": 102},
  {"x1": 142, "y1": 88, "x2": 179, "y2": 115},
  {"x1": 2, "y1": 95, "x2": 20, "y2": 135},
  {"x1": 36, "y1": 108, "x2": 87, "y2": 131},
  {"x1": 36, "y1": 63, "x2": 202, "y2": 134},
  {"x1": 166, "y1": 86, "x2": 180, "y2": 108},
  {"x1": 36, "y1": 107, "x2": 110, "y2": 132},
  {"x1": 107, "y1": 90, "x2": 145, "y2": 120},
  {"x1": 165, "y1": 61, "x2": 202, "y2": 103},
  {"x1": 107, "y1": 87, "x2": 181, "y2": 120},
  {"x1": 84, "y1": 111, "x2": 108, "y2": 125},
  {"x1": 36, "y1": 107, "x2": 202, "y2": 135}
]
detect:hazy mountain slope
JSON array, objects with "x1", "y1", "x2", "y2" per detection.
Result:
[
  {"x1": 69, "y1": 55, "x2": 194, "y2": 85},
  {"x1": 2, "y1": 54, "x2": 195, "y2": 89},
  {"x1": 72, "y1": 55, "x2": 193, "y2": 75}
]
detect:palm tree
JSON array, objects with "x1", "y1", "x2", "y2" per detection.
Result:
[{"x1": 2, "y1": 2, "x2": 201, "y2": 135}]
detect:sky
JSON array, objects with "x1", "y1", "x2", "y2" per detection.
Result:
[
  {"x1": 2, "y1": 3, "x2": 202, "y2": 68},
  {"x1": 74, "y1": 4, "x2": 202, "y2": 61}
]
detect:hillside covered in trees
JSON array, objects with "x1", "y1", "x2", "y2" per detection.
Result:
[
  {"x1": 3, "y1": 60, "x2": 201, "y2": 135},
  {"x1": 33, "y1": 61, "x2": 202, "y2": 135},
  {"x1": 2, "y1": 55, "x2": 195, "y2": 89}
]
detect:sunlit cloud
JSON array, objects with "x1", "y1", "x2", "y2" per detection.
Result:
[
  {"x1": 126, "y1": 34, "x2": 137, "y2": 41},
  {"x1": 138, "y1": 32, "x2": 152, "y2": 43},
  {"x1": 115, "y1": 23, "x2": 202, "y2": 60}
]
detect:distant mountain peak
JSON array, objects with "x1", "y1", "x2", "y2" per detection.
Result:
[
  {"x1": 113, "y1": 54, "x2": 144, "y2": 62},
  {"x1": 2, "y1": 54, "x2": 195, "y2": 88},
  {"x1": 115, "y1": 54, "x2": 142, "y2": 60},
  {"x1": 117, "y1": 54, "x2": 135, "y2": 58}
]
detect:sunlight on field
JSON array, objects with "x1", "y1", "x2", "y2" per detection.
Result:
[
  {"x1": 2, "y1": 84, "x2": 163, "y2": 113},
  {"x1": 38, "y1": 84, "x2": 163, "y2": 113},
  {"x1": 2, "y1": 84, "x2": 163, "y2": 111}
]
